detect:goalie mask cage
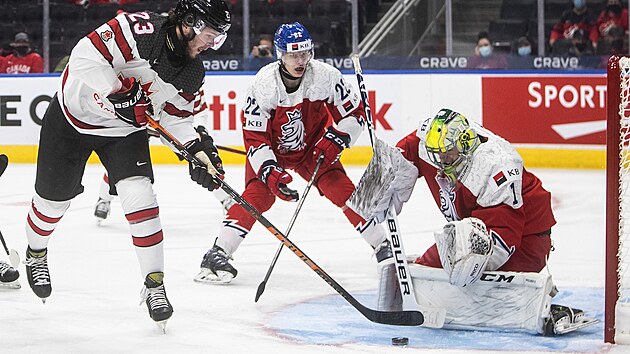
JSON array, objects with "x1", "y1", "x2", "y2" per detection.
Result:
[{"x1": 607, "y1": 55, "x2": 630, "y2": 344}]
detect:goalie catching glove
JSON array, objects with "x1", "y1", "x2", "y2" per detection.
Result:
[
  {"x1": 313, "y1": 126, "x2": 350, "y2": 168},
  {"x1": 107, "y1": 77, "x2": 151, "y2": 128},
  {"x1": 434, "y1": 217, "x2": 493, "y2": 287},
  {"x1": 186, "y1": 128, "x2": 225, "y2": 191},
  {"x1": 258, "y1": 161, "x2": 298, "y2": 202}
]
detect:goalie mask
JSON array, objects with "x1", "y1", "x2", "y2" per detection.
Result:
[
  {"x1": 273, "y1": 22, "x2": 314, "y2": 73},
  {"x1": 425, "y1": 109, "x2": 480, "y2": 184}
]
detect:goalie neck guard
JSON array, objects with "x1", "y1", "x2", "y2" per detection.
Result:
[{"x1": 424, "y1": 108, "x2": 480, "y2": 185}]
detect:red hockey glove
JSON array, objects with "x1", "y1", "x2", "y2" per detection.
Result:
[
  {"x1": 258, "y1": 162, "x2": 299, "y2": 202},
  {"x1": 108, "y1": 77, "x2": 151, "y2": 128},
  {"x1": 313, "y1": 126, "x2": 351, "y2": 168}
]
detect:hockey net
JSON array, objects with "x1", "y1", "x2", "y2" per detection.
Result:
[{"x1": 607, "y1": 55, "x2": 630, "y2": 344}]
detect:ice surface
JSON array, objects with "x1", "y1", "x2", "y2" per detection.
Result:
[{"x1": 0, "y1": 164, "x2": 622, "y2": 353}]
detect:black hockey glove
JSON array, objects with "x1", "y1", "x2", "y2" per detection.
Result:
[
  {"x1": 108, "y1": 77, "x2": 152, "y2": 128},
  {"x1": 186, "y1": 132, "x2": 225, "y2": 191}
]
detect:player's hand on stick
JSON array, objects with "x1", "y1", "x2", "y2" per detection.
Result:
[
  {"x1": 186, "y1": 133, "x2": 225, "y2": 191},
  {"x1": 313, "y1": 126, "x2": 350, "y2": 168},
  {"x1": 108, "y1": 77, "x2": 152, "y2": 128},
  {"x1": 259, "y1": 162, "x2": 298, "y2": 202}
]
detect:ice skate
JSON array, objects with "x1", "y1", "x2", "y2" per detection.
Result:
[
  {"x1": 24, "y1": 247, "x2": 51, "y2": 302},
  {"x1": 543, "y1": 304, "x2": 599, "y2": 335},
  {"x1": 0, "y1": 260, "x2": 20, "y2": 289},
  {"x1": 194, "y1": 243, "x2": 237, "y2": 284},
  {"x1": 94, "y1": 198, "x2": 111, "y2": 225},
  {"x1": 140, "y1": 272, "x2": 173, "y2": 333}
]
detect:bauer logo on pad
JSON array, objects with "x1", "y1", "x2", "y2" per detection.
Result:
[{"x1": 493, "y1": 171, "x2": 507, "y2": 186}]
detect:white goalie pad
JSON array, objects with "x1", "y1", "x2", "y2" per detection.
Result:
[
  {"x1": 348, "y1": 138, "x2": 419, "y2": 223},
  {"x1": 398, "y1": 264, "x2": 555, "y2": 334},
  {"x1": 435, "y1": 218, "x2": 493, "y2": 287}
]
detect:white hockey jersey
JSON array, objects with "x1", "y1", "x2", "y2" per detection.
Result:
[
  {"x1": 241, "y1": 60, "x2": 365, "y2": 174},
  {"x1": 59, "y1": 11, "x2": 203, "y2": 146}
]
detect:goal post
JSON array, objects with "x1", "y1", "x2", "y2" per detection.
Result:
[{"x1": 607, "y1": 55, "x2": 630, "y2": 344}]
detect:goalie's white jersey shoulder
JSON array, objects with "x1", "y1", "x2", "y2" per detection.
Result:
[{"x1": 462, "y1": 124, "x2": 524, "y2": 209}]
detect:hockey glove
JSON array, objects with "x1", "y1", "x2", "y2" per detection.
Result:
[
  {"x1": 258, "y1": 161, "x2": 299, "y2": 202},
  {"x1": 108, "y1": 77, "x2": 151, "y2": 128},
  {"x1": 313, "y1": 126, "x2": 351, "y2": 168},
  {"x1": 187, "y1": 133, "x2": 225, "y2": 191}
]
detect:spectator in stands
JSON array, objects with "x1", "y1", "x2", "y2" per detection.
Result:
[
  {"x1": 568, "y1": 28, "x2": 596, "y2": 56},
  {"x1": 0, "y1": 33, "x2": 43, "y2": 74},
  {"x1": 596, "y1": 0, "x2": 628, "y2": 54},
  {"x1": 509, "y1": 36, "x2": 535, "y2": 69},
  {"x1": 466, "y1": 31, "x2": 508, "y2": 70},
  {"x1": 250, "y1": 34, "x2": 274, "y2": 59},
  {"x1": 549, "y1": 0, "x2": 598, "y2": 54},
  {"x1": 0, "y1": 43, "x2": 14, "y2": 57}
]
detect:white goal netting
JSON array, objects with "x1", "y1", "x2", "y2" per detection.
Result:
[{"x1": 614, "y1": 56, "x2": 630, "y2": 344}]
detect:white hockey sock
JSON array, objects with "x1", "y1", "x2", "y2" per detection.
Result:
[
  {"x1": 216, "y1": 220, "x2": 248, "y2": 256},
  {"x1": 117, "y1": 177, "x2": 164, "y2": 276},
  {"x1": 26, "y1": 194, "x2": 71, "y2": 251},
  {"x1": 98, "y1": 174, "x2": 115, "y2": 202}
]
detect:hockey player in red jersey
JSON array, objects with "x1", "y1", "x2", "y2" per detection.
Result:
[
  {"x1": 194, "y1": 22, "x2": 390, "y2": 284},
  {"x1": 23, "y1": 0, "x2": 230, "y2": 329},
  {"x1": 356, "y1": 109, "x2": 596, "y2": 335}
]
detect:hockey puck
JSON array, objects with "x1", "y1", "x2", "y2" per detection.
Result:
[{"x1": 391, "y1": 337, "x2": 409, "y2": 346}]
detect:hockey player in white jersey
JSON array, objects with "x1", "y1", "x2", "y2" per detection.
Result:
[
  {"x1": 23, "y1": 0, "x2": 230, "y2": 329},
  {"x1": 194, "y1": 22, "x2": 391, "y2": 284},
  {"x1": 351, "y1": 108, "x2": 597, "y2": 335}
]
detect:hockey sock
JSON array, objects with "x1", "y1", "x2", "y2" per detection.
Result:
[{"x1": 26, "y1": 195, "x2": 70, "y2": 251}]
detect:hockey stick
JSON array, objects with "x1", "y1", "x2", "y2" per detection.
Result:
[
  {"x1": 216, "y1": 145, "x2": 246, "y2": 156},
  {"x1": 351, "y1": 55, "x2": 445, "y2": 327},
  {"x1": 254, "y1": 154, "x2": 324, "y2": 302},
  {"x1": 145, "y1": 114, "x2": 425, "y2": 326}
]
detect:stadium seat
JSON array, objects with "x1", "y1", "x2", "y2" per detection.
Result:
[
  {"x1": 500, "y1": 0, "x2": 536, "y2": 21},
  {"x1": 489, "y1": 19, "x2": 528, "y2": 42}
]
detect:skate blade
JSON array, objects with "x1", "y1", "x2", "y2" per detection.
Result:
[
  {"x1": 193, "y1": 269, "x2": 234, "y2": 284},
  {"x1": 554, "y1": 318, "x2": 599, "y2": 335},
  {"x1": 0, "y1": 280, "x2": 21, "y2": 289},
  {"x1": 155, "y1": 320, "x2": 168, "y2": 334}
]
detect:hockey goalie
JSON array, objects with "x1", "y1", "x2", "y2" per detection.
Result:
[{"x1": 348, "y1": 108, "x2": 597, "y2": 335}]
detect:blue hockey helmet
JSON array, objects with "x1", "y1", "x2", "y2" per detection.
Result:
[{"x1": 273, "y1": 22, "x2": 314, "y2": 60}]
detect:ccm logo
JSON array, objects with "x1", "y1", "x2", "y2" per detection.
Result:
[
  {"x1": 387, "y1": 218, "x2": 411, "y2": 295},
  {"x1": 479, "y1": 273, "x2": 515, "y2": 283}
]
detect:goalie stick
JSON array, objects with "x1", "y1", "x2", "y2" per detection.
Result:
[
  {"x1": 0, "y1": 155, "x2": 20, "y2": 267},
  {"x1": 255, "y1": 154, "x2": 324, "y2": 302},
  {"x1": 145, "y1": 114, "x2": 425, "y2": 326},
  {"x1": 351, "y1": 55, "x2": 445, "y2": 327}
]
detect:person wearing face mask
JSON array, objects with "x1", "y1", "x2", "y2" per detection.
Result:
[
  {"x1": 550, "y1": 0, "x2": 598, "y2": 54},
  {"x1": 509, "y1": 36, "x2": 535, "y2": 69},
  {"x1": 466, "y1": 31, "x2": 508, "y2": 69},
  {"x1": 0, "y1": 33, "x2": 43, "y2": 74},
  {"x1": 596, "y1": 0, "x2": 628, "y2": 54}
]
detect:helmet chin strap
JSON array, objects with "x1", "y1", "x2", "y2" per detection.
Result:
[
  {"x1": 278, "y1": 62, "x2": 303, "y2": 93},
  {"x1": 165, "y1": 23, "x2": 193, "y2": 67}
]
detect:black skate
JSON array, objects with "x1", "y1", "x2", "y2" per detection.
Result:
[
  {"x1": 543, "y1": 304, "x2": 599, "y2": 335},
  {"x1": 194, "y1": 243, "x2": 238, "y2": 284},
  {"x1": 24, "y1": 247, "x2": 51, "y2": 302},
  {"x1": 94, "y1": 198, "x2": 111, "y2": 224},
  {"x1": 374, "y1": 239, "x2": 393, "y2": 264},
  {"x1": 140, "y1": 272, "x2": 173, "y2": 333},
  {"x1": 0, "y1": 260, "x2": 20, "y2": 289}
]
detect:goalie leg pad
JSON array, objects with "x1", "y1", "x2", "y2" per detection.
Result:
[{"x1": 435, "y1": 217, "x2": 493, "y2": 287}]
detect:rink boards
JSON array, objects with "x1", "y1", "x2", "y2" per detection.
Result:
[{"x1": 0, "y1": 70, "x2": 606, "y2": 169}]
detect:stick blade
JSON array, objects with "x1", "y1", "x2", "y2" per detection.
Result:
[
  {"x1": 368, "y1": 309, "x2": 425, "y2": 326},
  {"x1": 0, "y1": 154, "x2": 7, "y2": 177},
  {"x1": 254, "y1": 281, "x2": 266, "y2": 302}
]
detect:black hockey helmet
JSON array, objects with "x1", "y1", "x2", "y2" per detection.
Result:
[{"x1": 176, "y1": 0, "x2": 231, "y2": 34}]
